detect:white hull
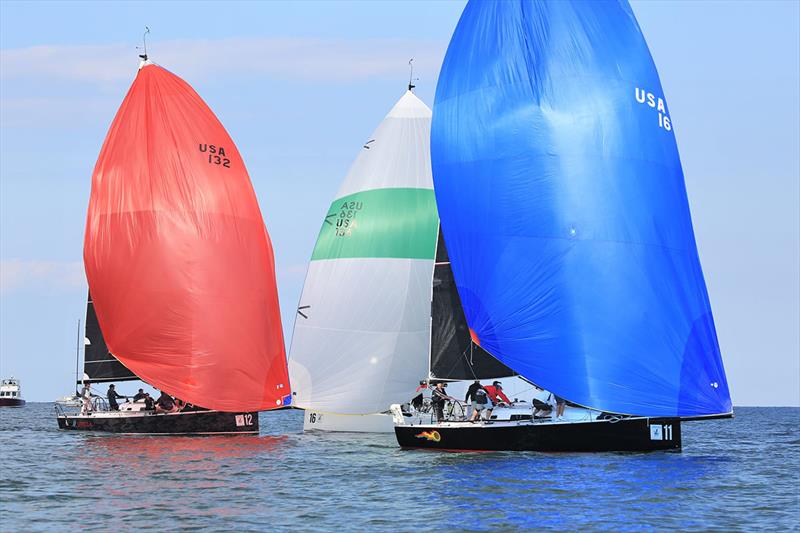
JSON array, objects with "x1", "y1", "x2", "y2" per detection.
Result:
[
  {"x1": 303, "y1": 410, "x2": 395, "y2": 433},
  {"x1": 301, "y1": 377, "x2": 597, "y2": 433},
  {"x1": 301, "y1": 400, "x2": 578, "y2": 433}
]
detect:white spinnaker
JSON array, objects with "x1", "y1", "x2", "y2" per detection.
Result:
[
  {"x1": 288, "y1": 91, "x2": 434, "y2": 414},
  {"x1": 290, "y1": 259, "x2": 432, "y2": 413},
  {"x1": 336, "y1": 91, "x2": 434, "y2": 197}
]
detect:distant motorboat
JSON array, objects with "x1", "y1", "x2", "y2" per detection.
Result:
[{"x1": 0, "y1": 378, "x2": 26, "y2": 407}]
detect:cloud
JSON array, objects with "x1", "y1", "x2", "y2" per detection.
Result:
[
  {"x1": 1, "y1": 37, "x2": 446, "y2": 84},
  {"x1": 0, "y1": 37, "x2": 446, "y2": 130},
  {"x1": 0, "y1": 259, "x2": 85, "y2": 293},
  {"x1": 0, "y1": 95, "x2": 120, "y2": 130}
]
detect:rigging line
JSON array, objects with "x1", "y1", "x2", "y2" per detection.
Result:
[
  {"x1": 436, "y1": 340, "x2": 475, "y2": 377},
  {"x1": 509, "y1": 384, "x2": 537, "y2": 396},
  {"x1": 436, "y1": 334, "x2": 481, "y2": 379},
  {"x1": 446, "y1": 341, "x2": 479, "y2": 381},
  {"x1": 466, "y1": 341, "x2": 478, "y2": 380}
]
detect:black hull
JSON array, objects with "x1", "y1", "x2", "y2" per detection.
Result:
[
  {"x1": 0, "y1": 398, "x2": 25, "y2": 407},
  {"x1": 395, "y1": 417, "x2": 681, "y2": 452},
  {"x1": 56, "y1": 410, "x2": 259, "y2": 435}
]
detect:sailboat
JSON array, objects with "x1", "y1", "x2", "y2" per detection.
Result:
[
  {"x1": 56, "y1": 52, "x2": 290, "y2": 434},
  {"x1": 287, "y1": 83, "x2": 438, "y2": 432},
  {"x1": 393, "y1": 0, "x2": 732, "y2": 451}
]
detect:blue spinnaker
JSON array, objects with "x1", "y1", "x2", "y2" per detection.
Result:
[{"x1": 431, "y1": 0, "x2": 731, "y2": 417}]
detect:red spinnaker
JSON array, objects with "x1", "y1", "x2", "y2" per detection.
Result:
[{"x1": 84, "y1": 63, "x2": 290, "y2": 412}]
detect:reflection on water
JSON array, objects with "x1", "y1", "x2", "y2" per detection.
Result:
[
  {"x1": 427, "y1": 448, "x2": 740, "y2": 530},
  {"x1": 71, "y1": 434, "x2": 293, "y2": 524},
  {"x1": 1, "y1": 406, "x2": 798, "y2": 531},
  {"x1": 84, "y1": 434, "x2": 290, "y2": 464}
]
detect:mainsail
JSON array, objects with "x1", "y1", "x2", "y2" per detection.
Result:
[
  {"x1": 431, "y1": 0, "x2": 731, "y2": 417},
  {"x1": 82, "y1": 291, "x2": 136, "y2": 384},
  {"x1": 288, "y1": 91, "x2": 438, "y2": 414},
  {"x1": 430, "y1": 229, "x2": 515, "y2": 381},
  {"x1": 84, "y1": 61, "x2": 290, "y2": 412}
]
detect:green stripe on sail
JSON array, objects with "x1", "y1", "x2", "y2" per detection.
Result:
[{"x1": 311, "y1": 188, "x2": 438, "y2": 261}]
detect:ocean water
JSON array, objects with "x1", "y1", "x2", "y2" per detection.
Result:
[{"x1": 1, "y1": 405, "x2": 797, "y2": 531}]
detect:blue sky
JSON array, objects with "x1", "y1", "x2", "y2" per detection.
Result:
[{"x1": 1, "y1": 1, "x2": 797, "y2": 405}]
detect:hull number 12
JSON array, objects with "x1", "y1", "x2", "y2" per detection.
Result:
[{"x1": 235, "y1": 414, "x2": 254, "y2": 427}]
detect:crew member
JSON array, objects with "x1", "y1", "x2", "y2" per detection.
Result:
[
  {"x1": 465, "y1": 380, "x2": 483, "y2": 403},
  {"x1": 155, "y1": 390, "x2": 176, "y2": 413},
  {"x1": 484, "y1": 381, "x2": 512, "y2": 405},
  {"x1": 106, "y1": 384, "x2": 127, "y2": 411},
  {"x1": 79, "y1": 383, "x2": 95, "y2": 415},
  {"x1": 143, "y1": 393, "x2": 155, "y2": 411},
  {"x1": 132, "y1": 388, "x2": 147, "y2": 402},
  {"x1": 430, "y1": 382, "x2": 455, "y2": 423},
  {"x1": 483, "y1": 381, "x2": 512, "y2": 420},
  {"x1": 174, "y1": 398, "x2": 186, "y2": 411},
  {"x1": 467, "y1": 382, "x2": 491, "y2": 422},
  {"x1": 553, "y1": 394, "x2": 567, "y2": 421}
]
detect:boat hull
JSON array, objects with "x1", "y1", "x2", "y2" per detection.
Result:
[
  {"x1": 395, "y1": 417, "x2": 681, "y2": 452},
  {"x1": 56, "y1": 410, "x2": 259, "y2": 435},
  {"x1": 303, "y1": 410, "x2": 401, "y2": 433},
  {"x1": 0, "y1": 398, "x2": 25, "y2": 407}
]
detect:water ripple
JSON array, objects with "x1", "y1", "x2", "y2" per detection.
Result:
[{"x1": 1, "y1": 405, "x2": 798, "y2": 531}]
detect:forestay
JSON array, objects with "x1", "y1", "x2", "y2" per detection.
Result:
[
  {"x1": 289, "y1": 91, "x2": 437, "y2": 414},
  {"x1": 431, "y1": 0, "x2": 731, "y2": 417}
]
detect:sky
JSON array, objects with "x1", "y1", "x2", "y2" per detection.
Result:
[{"x1": 0, "y1": 0, "x2": 797, "y2": 406}]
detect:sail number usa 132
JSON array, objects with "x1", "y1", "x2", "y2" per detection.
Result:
[{"x1": 199, "y1": 144, "x2": 231, "y2": 168}]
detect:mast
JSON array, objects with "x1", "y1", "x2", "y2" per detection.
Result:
[
  {"x1": 75, "y1": 318, "x2": 81, "y2": 391},
  {"x1": 408, "y1": 58, "x2": 418, "y2": 91},
  {"x1": 425, "y1": 224, "x2": 439, "y2": 382},
  {"x1": 137, "y1": 26, "x2": 150, "y2": 61}
]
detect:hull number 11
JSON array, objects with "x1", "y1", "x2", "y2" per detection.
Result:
[{"x1": 650, "y1": 424, "x2": 673, "y2": 441}]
